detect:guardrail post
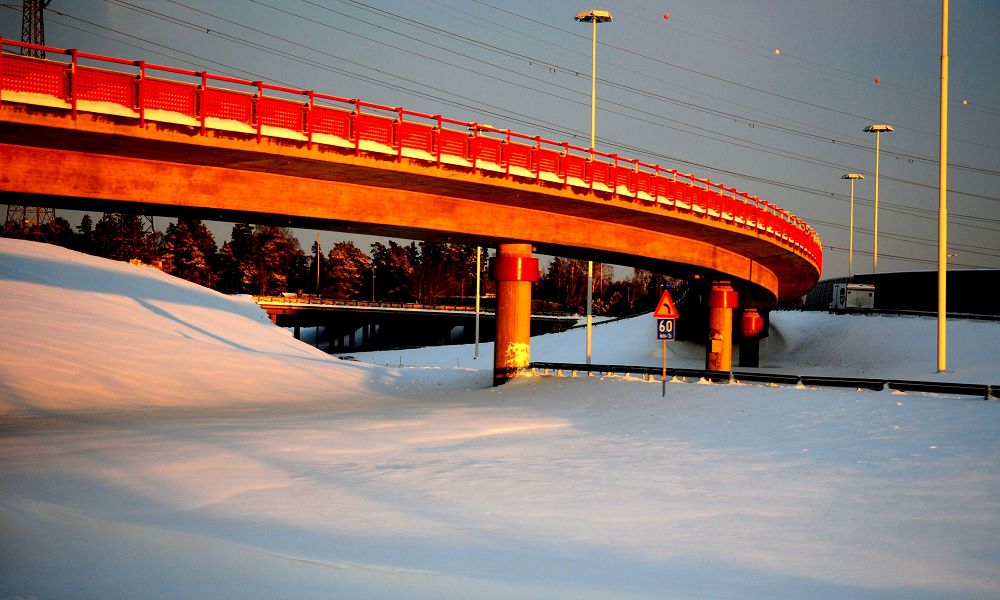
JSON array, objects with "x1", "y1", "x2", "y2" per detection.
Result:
[
  {"x1": 396, "y1": 107, "x2": 404, "y2": 162},
  {"x1": 353, "y1": 98, "x2": 361, "y2": 156},
  {"x1": 469, "y1": 123, "x2": 478, "y2": 175},
  {"x1": 306, "y1": 90, "x2": 314, "y2": 150},
  {"x1": 434, "y1": 115, "x2": 443, "y2": 168},
  {"x1": 492, "y1": 243, "x2": 539, "y2": 386},
  {"x1": 255, "y1": 81, "x2": 263, "y2": 143},
  {"x1": 137, "y1": 60, "x2": 146, "y2": 127},
  {"x1": 199, "y1": 71, "x2": 207, "y2": 136},
  {"x1": 560, "y1": 142, "x2": 570, "y2": 190},
  {"x1": 69, "y1": 49, "x2": 78, "y2": 119},
  {"x1": 611, "y1": 154, "x2": 619, "y2": 200},
  {"x1": 504, "y1": 129, "x2": 511, "y2": 178},
  {"x1": 534, "y1": 136, "x2": 542, "y2": 184}
]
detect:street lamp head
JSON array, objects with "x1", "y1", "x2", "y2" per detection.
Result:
[
  {"x1": 842, "y1": 173, "x2": 865, "y2": 180},
  {"x1": 575, "y1": 9, "x2": 613, "y2": 23},
  {"x1": 864, "y1": 124, "x2": 894, "y2": 133}
]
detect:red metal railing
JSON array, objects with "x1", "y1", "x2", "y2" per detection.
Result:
[{"x1": 0, "y1": 39, "x2": 822, "y2": 269}]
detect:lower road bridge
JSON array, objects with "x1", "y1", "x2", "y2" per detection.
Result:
[
  {"x1": 0, "y1": 40, "x2": 822, "y2": 384},
  {"x1": 254, "y1": 295, "x2": 579, "y2": 351}
]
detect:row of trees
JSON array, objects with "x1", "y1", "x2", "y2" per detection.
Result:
[{"x1": 3, "y1": 212, "x2": 675, "y2": 316}]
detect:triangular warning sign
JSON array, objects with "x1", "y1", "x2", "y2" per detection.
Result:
[{"x1": 653, "y1": 289, "x2": 679, "y2": 319}]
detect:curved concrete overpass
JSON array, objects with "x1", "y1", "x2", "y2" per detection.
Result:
[
  {"x1": 1, "y1": 42, "x2": 823, "y2": 382},
  {"x1": 0, "y1": 43, "x2": 821, "y2": 307}
]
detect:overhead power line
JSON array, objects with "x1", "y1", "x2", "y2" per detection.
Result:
[{"x1": 28, "y1": 1, "x2": 1000, "y2": 269}]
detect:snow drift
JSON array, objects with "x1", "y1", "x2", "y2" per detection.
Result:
[{"x1": 2, "y1": 238, "x2": 999, "y2": 599}]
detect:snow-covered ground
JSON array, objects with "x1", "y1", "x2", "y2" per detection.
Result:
[{"x1": 2, "y1": 237, "x2": 999, "y2": 599}]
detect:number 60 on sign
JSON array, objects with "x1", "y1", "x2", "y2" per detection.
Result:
[{"x1": 656, "y1": 318, "x2": 675, "y2": 340}]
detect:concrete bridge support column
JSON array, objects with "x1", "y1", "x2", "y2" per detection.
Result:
[
  {"x1": 739, "y1": 308, "x2": 764, "y2": 368},
  {"x1": 492, "y1": 244, "x2": 539, "y2": 386},
  {"x1": 706, "y1": 281, "x2": 738, "y2": 372}
]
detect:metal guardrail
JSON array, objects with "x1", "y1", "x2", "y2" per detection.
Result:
[
  {"x1": 845, "y1": 308, "x2": 1000, "y2": 322},
  {"x1": 254, "y1": 295, "x2": 482, "y2": 312},
  {"x1": 253, "y1": 295, "x2": 578, "y2": 318},
  {"x1": 528, "y1": 361, "x2": 998, "y2": 400}
]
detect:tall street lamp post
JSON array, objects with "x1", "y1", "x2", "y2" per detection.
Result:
[
  {"x1": 937, "y1": 0, "x2": 949, "y2": 372},
  {"x1": 315, "y1": 231, "x2": 321, "y2": 293},
  {"x1": 841, "y1": 173, "x2": 864, "y2": 277},
  {"x1": 863, "y1": 124, "x2": 893, "y2": 272},
  {"x1": 474, "y1": 246, "x2": 482, "y2": 360},
  {"x1": 575, "y1": 8, "x2": 612, "y2": 365}
]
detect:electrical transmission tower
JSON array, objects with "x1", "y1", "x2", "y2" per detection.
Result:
[
  {"x1": 5, "y1": 1, "x2": 56, "y2": 237},
  {"x1": 21, "y1": 0, "x2": 52, "y2": 57}
]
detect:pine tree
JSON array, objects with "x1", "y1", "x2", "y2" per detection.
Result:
[
  {"x1": 233, "y1": 225, "x2": 306, "y2": 296},
  {"x1": 74, "y1": 214, "x2": 95, "y2": 254},
  {"x1": 91, "y1": 213, "x2": 158, "y2": 263},
  {"x1": 445, "y1": 243, "x2": 478, "y2": 303},
  {"x1": 308, "y1": 240, "x2": 322, "y2": 294},
  {"x1": 537, "y1": 257, "x2": 588, "y2": 313},
  {"x1": 370, "y1": 241, "x2": 415, "y2": 301},
  {"x1": 44, "y1": 216, "x2": 75, "y2": 249},
  {"x1": 217, "y1": 241, "x2": 240, "y2": 294},
  {"x1": 322, "y1": 241, "x2": 370, "y2": 299},
  {"x1": 412, "y1": 240, "x2": 449, "y2": 304},
  {"x1": 161, "y1": 218, "x2": 218, "y2": 288},
  {"x1": 216, "y1": 224, "x2": 254, "y2": 294}
]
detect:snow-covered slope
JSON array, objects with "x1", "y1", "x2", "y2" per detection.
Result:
[
  {"x1": 2, "y1": 238, "x2": 999, "y2": 600},
  {"x1": 0, "y1": 238, "x2": 379, "y2": 412}
]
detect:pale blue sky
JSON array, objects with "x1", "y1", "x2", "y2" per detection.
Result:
[{"x1": 3, "y1": 0, "x2": 998, "y2": 278}]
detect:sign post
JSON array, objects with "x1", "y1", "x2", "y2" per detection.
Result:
[
  {"x1": 661, "y1": 338, "x2": 667, "y2": 397},
  {"x1": 653, "y1": 290, "x2": 679, "y2": 397}
]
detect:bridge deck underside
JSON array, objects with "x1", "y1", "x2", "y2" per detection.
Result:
[{"x1": 0, "y1": 106, "x2": 820, "y2": 305}]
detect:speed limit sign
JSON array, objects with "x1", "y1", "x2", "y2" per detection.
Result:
[{"x1": 657, "y1": 318, "x2": 675, "y2": 340}]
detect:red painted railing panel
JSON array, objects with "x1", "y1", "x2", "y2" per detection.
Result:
[
  {"x1": 471, "y1": 136, "x2": 502, "y2": 165},
  {"x1": 436, "y1": 128, "x2": 468, "y2": 160},
  {"x1": 653, "y1": 176, "x2": 674, "y2": 202},
  {"x1": 731, "y1": 198, "x2": 748, "y2": 225},
  {"x1": 355, "y1": 113, "x2": 394, "y2": 146},
  {"x1": 534, "y1": 148, "x2": 560, "y2": 177},
  {"x1": 258, "y1": 96, "x2": 304, "y2": 132},
  {"x1": 704, "y1": 189, "x2": 722, "y2": 218},
  {"x1": 589, "y1": 160, "x2": 612, "y2": 188},
  {"x1": 75, "y1": 66, "x2": 135, "y2": 108},
  {"x1": 503, "y1": 142, "x2": 532, "y2": 173},
  {"x1": 1, "y1": 54, "x2": 66, "y2": 97},
  {"x1": 633, "y1": 171, "x2": 652, "y2": 198},
  {"x1": 612, "y1": 165, "x2": 633, "y2": 193},
  {"x1": 202, "y1": 88, "x2": 253, "y2": 125},
  {"x1": 309, "y1": 105, "x2": 351, "y2": 138},
  {"x1": 671, "y1": 182, "x2": 687, "y2": 206},
  {"x1": 562, "y1": 154, "x2": 587, "y2": 182},
  {"x1": 397, "y1": 121, "x2": 435, "y2": 154},
  {"x1": 143, "y1": 77, "x2": 197, "y2": 117},
  {"x1": 685, "y1": 184, "x2": 701, "y2": 209}
]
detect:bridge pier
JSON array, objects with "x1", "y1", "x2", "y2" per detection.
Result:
[
  {"x1": 739, "y1": 308, "x2": 764, "y2": 368},
  {"x1": 492, "y1": 244, "x2": 539, "y2": 386},
  {"x1": 706, "y1": 281, "x2": 738, "y2": 372}
]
